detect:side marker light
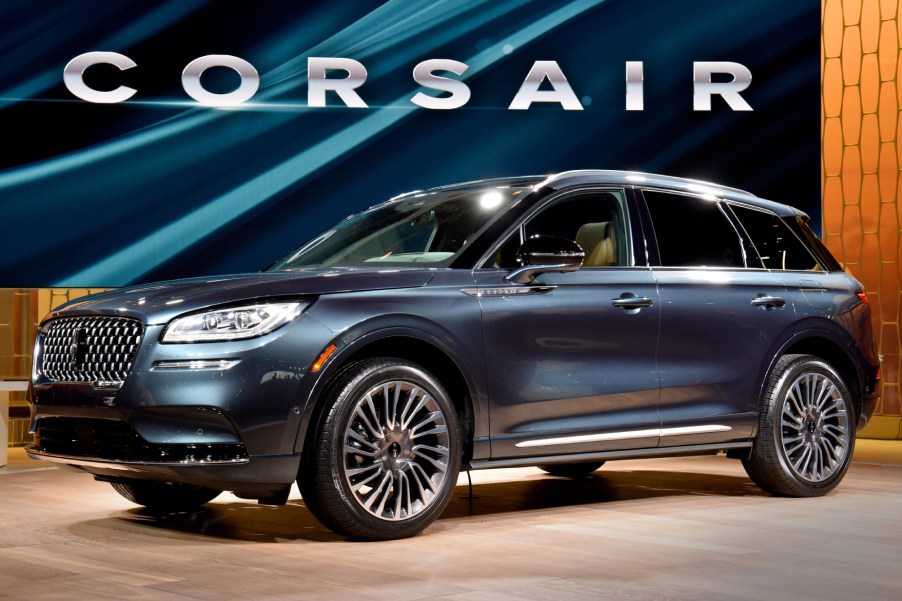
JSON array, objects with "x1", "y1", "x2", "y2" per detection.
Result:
[{"x1": 311, "y1": 344, "x2": 338, "y2": 372}]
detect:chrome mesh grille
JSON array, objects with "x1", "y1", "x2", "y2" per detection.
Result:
[{"x1": 41, "y1": 317, "x2": 143, "y2": 384}]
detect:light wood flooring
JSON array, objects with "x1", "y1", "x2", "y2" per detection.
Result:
[{"x1": 1, "y1": 442, "x2": 900, "y2": 601}]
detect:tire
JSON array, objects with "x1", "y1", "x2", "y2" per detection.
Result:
[
  {"x1": 110, "y1": 479, "x2": 221, "y2": 512},
  {"x1": 538, "y1": 461, "x2": 605, "y2": 478},
  {"x1": 299, "y1": 358, "x2": 462, "y2": 540},
  {"x1": 743, "y1": 354, "x2": 856, "y2": 497}
]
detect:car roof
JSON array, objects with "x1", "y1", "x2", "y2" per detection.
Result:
[{"x1": 417, "y1": 170, "x2": 805, "y2": 218}]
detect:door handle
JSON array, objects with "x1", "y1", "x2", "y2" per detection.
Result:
[
  {"x1": 751, "y1": 295, "x2": 786, "y2": 309},
  {"x1": 611, "y1": 296, "x2": 654, "y2": 309}
]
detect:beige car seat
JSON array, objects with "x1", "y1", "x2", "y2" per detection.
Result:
[{"x1": 575, "y1": 222, "x2": 617, "y2": 267}]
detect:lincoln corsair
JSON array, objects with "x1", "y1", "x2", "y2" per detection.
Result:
[{"x1": 27, "y1": 170, "x2": 880, "y2": 540}]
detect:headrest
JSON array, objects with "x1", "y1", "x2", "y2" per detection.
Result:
[{"x1": 575, "y1": 222, "x2": 616, "y2": 267}]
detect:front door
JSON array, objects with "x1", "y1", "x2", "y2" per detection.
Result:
[{"x1": 476, "y1": 189, "x2": 662, "y2": 459}]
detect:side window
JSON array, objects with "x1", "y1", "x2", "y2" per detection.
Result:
[
  {"x1": 489, "y1": 191, "x2": 628, "y2": 268},
  {"x1": 729, "y1": 205, "x2": 823, "y2": 271},
  {"x1": 643, "y1": 190, "x2": 744, "y2": 268}
]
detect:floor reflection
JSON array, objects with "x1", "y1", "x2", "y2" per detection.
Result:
[{"x1": 102, "y1": 468, "x2": 765, "y2": 543}]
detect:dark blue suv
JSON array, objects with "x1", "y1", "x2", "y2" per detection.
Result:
[{"x1": 27, "y1": 171, "x2": 880, "y2": 540}]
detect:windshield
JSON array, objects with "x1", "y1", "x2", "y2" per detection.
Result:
[{"x1": 268, "y1": 185, "x2": 530, "y2": 269}]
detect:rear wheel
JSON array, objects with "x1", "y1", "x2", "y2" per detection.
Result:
[
  {"x1": 743, "y1": 354, "x2": 855, "y2": 497},
  {"x1": 538, "y1": 461, "x2": 605, "y2": 478},
  {"x1": 299, "y1": 358, "x2": 461, "y2": 540},
  {"x1": 110, "y1": 479, "x2": 221, "y2": 512}
]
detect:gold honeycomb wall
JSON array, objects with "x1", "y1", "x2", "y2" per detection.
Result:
[
  {"x1": 1, "y1": 288, "x2": 109, "y2": 445},
  {"x1": 0, "y1": 288, "x2": 110, "y2": 380},
  {"x1": 823, "y1": 0, "x2": 902, "y2": 438}
]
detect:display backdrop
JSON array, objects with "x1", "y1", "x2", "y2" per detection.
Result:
[
  {"x1": 0, "y1": 0, "x2": 820, "y2": 287},
  {"x1": 822, "y1": 0, "x2": 902, "y2": 430}
]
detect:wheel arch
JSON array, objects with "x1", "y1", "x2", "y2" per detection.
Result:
[
  {"x1": 756, "y1": 325, "x2": 866, "y2": 432},
  {"x1": 293, "y1": 323, "x2": 480, "y2": 464}
]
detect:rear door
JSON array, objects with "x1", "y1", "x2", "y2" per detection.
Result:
[{"x1": 641, "y1": 190, "x2": 798, "y2": 447}]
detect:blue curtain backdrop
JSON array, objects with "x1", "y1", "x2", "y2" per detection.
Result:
[{"x1": 0, "y1": 0, "x2": 820, "y2": 287}]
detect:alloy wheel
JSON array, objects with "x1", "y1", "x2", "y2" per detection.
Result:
[
  {"x1": 778, "y1": 371, "x2": 850, "y2": 483},
  {"x1": 342, "y1": 380, "x2": 451, "y2": 521}
]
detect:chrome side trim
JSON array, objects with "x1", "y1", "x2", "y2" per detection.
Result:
[
  {"x1": 460, "y1": 286, "x2": 556, "y2": 297},
  {"x1": 659, "y1": 425, "x2": 732, "y2": 437},
  {"x1": 514, "y1": 425, "x2": 733, "y2": 448},
  {"x1": 469, "y1": 441, "x2": 752, "y2": 470},
  {"x1": 25, "y1": 447, "x2": 250, "y2": 468},
  {"x1": 151, "y1": 359, "x2": 240, "y2": 371}
]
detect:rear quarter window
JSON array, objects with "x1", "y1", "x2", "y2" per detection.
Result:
[{"x1": 729, "y1": 204, "x2": 822, "y2": 271}]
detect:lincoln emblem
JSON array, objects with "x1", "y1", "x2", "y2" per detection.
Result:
[{"x1": 69, "y1": 328, "x2": 88, "y2": 369}]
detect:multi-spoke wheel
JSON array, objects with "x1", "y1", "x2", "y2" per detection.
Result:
[
  {"x1": 299, "y1": 358, "x2": 461, "y2": 540},
  {"x1": 538, "y1": 461, "x2": 605, "y2": 478},
  {"x1": 743, "y1": 354, "x2": 856, "y2": 497}
]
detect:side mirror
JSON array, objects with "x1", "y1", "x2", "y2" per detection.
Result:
[{"x1": 505, "y1": 235, "x2": 585, "y2": 284}]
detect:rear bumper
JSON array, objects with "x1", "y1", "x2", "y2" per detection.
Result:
[{"x1": 858, "y1": 390, "x2": 880, "y2": 431}]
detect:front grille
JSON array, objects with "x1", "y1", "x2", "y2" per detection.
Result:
[
  {"x1": 33, "y1": 418, "x2": 248, "y2": 463},
  {"x1": 41, "y1": 316, "x2": 143, "y2": 384}
]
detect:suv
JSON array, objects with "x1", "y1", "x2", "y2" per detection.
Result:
[{"x1": 27, "y1": 171, "x2": 880, "y2": 540}]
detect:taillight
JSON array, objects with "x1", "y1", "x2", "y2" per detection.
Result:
[{"x1": 857, "y1": 291, "x2": 869, "y2": 305}]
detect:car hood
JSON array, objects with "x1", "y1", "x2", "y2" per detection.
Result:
[{"x1": 47, "y1": 268, "x2": 437, "y2": 325}]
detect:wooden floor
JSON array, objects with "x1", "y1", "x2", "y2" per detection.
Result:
[{"x1": 1, "y1": 442, "x2": 901, "y2": 601}]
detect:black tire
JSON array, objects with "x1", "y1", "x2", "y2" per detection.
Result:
[
  {"x1": 110, "y1": 479, "x2": 221, "y2": 512},
  {"x1": 743, "y1": 354, "x2": 856, "y2": 497},
  {"x1": 299, "y1": 358, "x2": 462, "y2": 540},
  {"x1": 538, "y1": 462, "x2": 605, "y2": 478}
]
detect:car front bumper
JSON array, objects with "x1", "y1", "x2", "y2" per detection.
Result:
[{"x1": 27, "y1": 312, "x2": 336, "y2": 491}]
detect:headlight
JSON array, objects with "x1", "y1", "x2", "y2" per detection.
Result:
[{"x1": 162, "y1": 301, "x2": 307, "y2": 343}]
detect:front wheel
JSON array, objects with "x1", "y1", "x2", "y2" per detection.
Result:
[
  {"x1": 110, "y1": 479, "x2": 221, "y2": 512},
  {"x1": 743, "y1": 354, "x2": 855, "y2": 497},
  {"x1": 299, "y1": 358, "x2": 461, "y2": 540}
]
